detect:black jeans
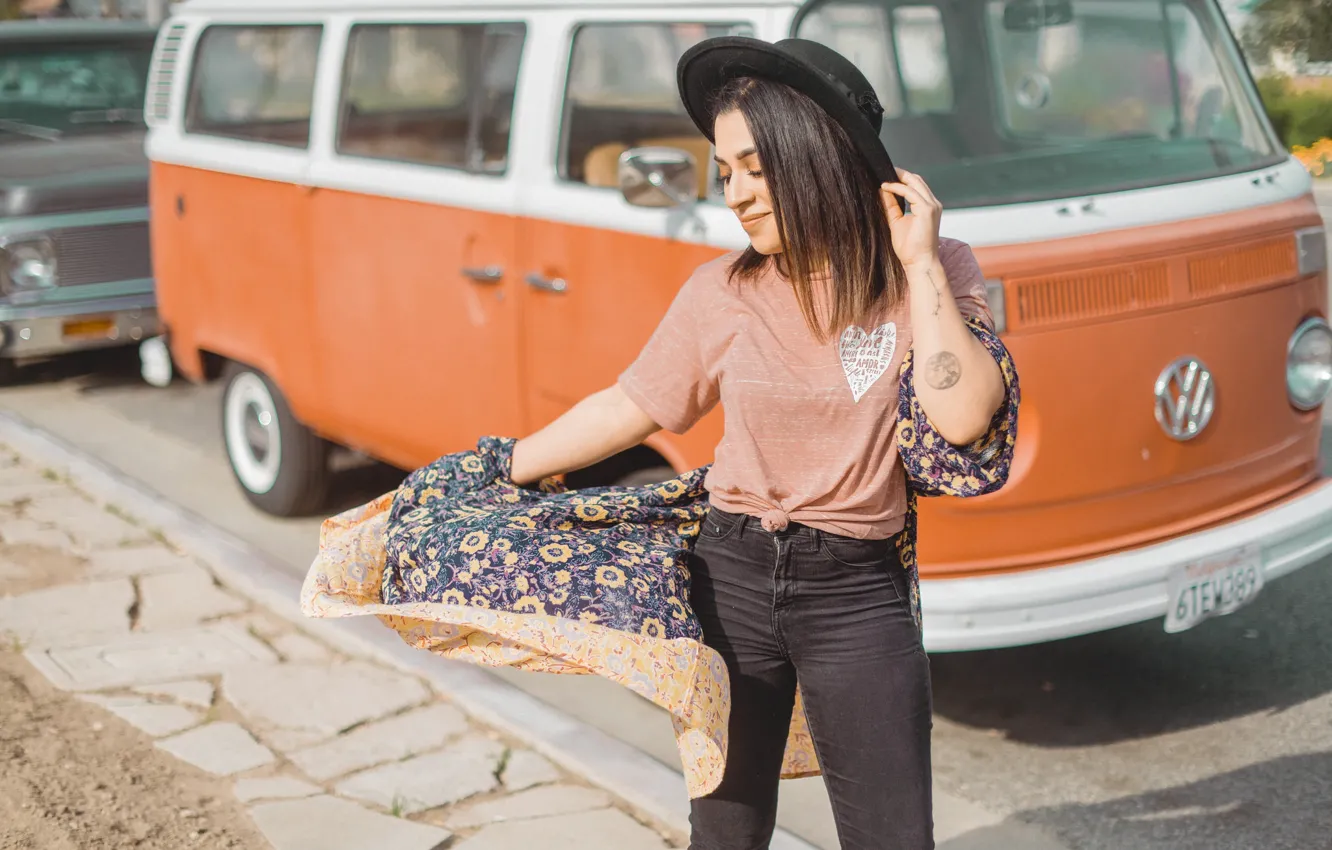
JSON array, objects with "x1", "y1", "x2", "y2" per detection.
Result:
[{"x1": 687, "y1": 507, "x2": 934, "y2": 850}]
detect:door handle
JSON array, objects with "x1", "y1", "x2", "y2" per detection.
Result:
[
  {"x1": 525, "y1": 273, "x2": 568, "y2": 293},
  {"x1": 461, "y1": 265, "x2": 503, "y2": 283}
]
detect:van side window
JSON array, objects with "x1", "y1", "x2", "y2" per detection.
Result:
[
  {"x1": 184, "y1": 25, "x2": 322, "y2": 148},
  {"x1": 560, "y1": 22, "x2": 752, "y2": 198},
  {"x1": 338, "y1": 23, "x2": 526, "y2": 173}
]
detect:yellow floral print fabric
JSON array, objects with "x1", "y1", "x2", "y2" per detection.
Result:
[{"x1": 301, "y1": 318, "x2": 1019, "y2": 798}]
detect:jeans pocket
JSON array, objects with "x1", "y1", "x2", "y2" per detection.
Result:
[
  {"x1": 818, "y1": 535, "x2": 890, "y2": 569},
  {"x1": 699, "y1": 508, "x2": 743, "y2": 543}
]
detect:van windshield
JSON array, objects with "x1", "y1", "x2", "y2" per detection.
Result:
[
  {"x1": 0, "y1": 40, "x2": 152, "y2": 142},
  {"x1": 794, "y1": 0, "x2": 1282, "y2": 207}
]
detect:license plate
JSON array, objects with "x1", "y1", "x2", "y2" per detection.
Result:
[
  {"x1": 1164, "y1": 545, "x2": 1264, "y2": 633},
  {"x1": 62, "y1": 317, "x2": 115, "y2": 340}
]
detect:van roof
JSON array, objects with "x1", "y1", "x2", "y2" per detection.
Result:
[{"x1": 176, "y1": 0, "x2": 798, "y2": 13}]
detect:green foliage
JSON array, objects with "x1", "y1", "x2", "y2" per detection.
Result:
[{"x1": 1254, "y1": 74, "x2": 1332, "y2": 147}]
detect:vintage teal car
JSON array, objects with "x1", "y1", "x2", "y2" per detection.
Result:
[{"x1": 0, "y1": 19, "x2": 159, "y2": 383}]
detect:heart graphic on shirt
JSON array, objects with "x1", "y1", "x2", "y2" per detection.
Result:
[{"x1": 838, "y1": 322, "x2": 897, "y2": 403}]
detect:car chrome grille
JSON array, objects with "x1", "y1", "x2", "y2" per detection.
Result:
[{"x1": 51, "y1": 222, "x2": 152, "y2": 287}]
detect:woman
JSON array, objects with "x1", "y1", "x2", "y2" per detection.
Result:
[{"x1": 510, "y1": 38, "x2": 1006, "y2": 850}]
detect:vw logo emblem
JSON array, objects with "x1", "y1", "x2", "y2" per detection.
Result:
[{"x1": 1154, "y1": 357, "x2": 1216, "y2": 441}]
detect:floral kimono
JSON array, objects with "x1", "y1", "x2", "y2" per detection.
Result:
[{"x1": 301, "y1": 317, "x2": 1019, "y2": 798}]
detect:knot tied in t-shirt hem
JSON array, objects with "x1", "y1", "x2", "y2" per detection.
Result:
[{"x1": 760, "y1": 509, "x2": 790, "y2": 533}]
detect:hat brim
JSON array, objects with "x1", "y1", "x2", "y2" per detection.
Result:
[{"x1": 677, "y1": 37, "x2": 899, "y2": 188}]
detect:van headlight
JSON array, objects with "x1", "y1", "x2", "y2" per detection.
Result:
[
  {"x1": 1288, "y1": 317, "x2": 1332, "y2": 410},
  {"x1": 0, "y1": 236, "x2": 58, "y2": 292}
]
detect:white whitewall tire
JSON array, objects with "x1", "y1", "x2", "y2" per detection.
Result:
[{"x1": 221, "y1": 363, "x2": 328, "y2": 516}]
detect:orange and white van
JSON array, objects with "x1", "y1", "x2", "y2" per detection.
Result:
[{"x1": 142, "y1": 0, "x2": 1332, "y2": 650}]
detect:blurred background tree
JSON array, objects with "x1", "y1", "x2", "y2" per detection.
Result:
[
  {"x1": 1242, "y1": 0, "x2": 1332, "y2": 66},
  {"x1": 1255, "y1": 75, "x2": 1332, "y2": 147},
  {"x1": 1241, "y1": 0, "x2": 1332, "y2": 150}
]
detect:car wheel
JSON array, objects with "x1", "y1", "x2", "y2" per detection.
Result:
[{"x1": 221, "y1": 363, "x2": 328, "y2": 516}]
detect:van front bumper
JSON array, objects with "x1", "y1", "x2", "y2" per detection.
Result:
[
  {"x1": 0, "y1": 295, "x2": 160, "y2": 359},
  {"x1": 920, "y1": 478, "x2": 1332, "y2": 652}
]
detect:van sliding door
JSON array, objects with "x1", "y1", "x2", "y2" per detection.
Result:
[{"x1": 308, "y1": 21, "x2": 528, "y2": 467}]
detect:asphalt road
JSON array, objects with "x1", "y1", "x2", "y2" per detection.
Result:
[{"x1": 2, "y1": 190, "x2": 1330, "y2": 849}]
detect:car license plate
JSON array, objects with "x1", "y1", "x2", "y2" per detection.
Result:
[
  {"x1": 1164, "y1": 545, "x2": 1264, "y2": 633},
  {"x1": 62, "y1": 317, "x2": 115, "y2": 340}
]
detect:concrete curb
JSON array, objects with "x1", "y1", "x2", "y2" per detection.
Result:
[{"x1": 0, "y1": 410, "x2": 816, "y2": 850}]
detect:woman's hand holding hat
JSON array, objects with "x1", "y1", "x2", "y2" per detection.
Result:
[
  {"x1": 881, "y1": 168, "x2": 943, "y2": 270},
  {"x1": 888, "y1": 167, "x2": 1007, "y2": 445}
]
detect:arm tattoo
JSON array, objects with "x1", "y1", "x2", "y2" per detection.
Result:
[
  {"x1": 924, "y1": 351, "x2": 962, "y2": 390},
  {"x1": 925, "y1": 268, "x2": 943, "y2": 317}
]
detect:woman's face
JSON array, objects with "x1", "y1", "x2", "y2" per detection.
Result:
[{"x1": 713, "y1": 109, "x2": 782, "y2": 255}]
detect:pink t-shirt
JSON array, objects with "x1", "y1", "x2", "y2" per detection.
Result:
[{"x1": 619, "y1": 238, "x2": 991, "y2": 540}]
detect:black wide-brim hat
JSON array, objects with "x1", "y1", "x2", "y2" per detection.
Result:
[{"x1": 677, "y1": 36, "x2": 900, "y2": 196}]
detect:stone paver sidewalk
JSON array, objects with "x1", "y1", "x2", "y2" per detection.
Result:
[{"x1": 0, "y1": 449, "x2": 683, "y2": 850}]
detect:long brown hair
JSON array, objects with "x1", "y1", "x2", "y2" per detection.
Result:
[{"x1": 710, "y1": 76, "x2": 906, "y2": 342}]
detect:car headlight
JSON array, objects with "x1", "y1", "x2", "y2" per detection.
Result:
[
  {"x1": 1287, "y1": 317, "x2": 1332, "y2": 410},
  {"x1": 1, "y1": 237, "x2": 58, "y2": 292}
]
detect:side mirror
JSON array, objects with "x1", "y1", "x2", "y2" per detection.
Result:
[{"x1": 618, "y1": 146, "x2": 698, "y2": 208}]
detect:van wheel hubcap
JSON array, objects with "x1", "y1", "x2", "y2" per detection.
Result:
[{"x1": 225, "y1": 372, "x2": 282, "y2": 494}]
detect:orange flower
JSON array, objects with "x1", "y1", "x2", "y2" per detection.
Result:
[{"x1": 1292, "y1": 138, "x2": 1332, "y2": 178}]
